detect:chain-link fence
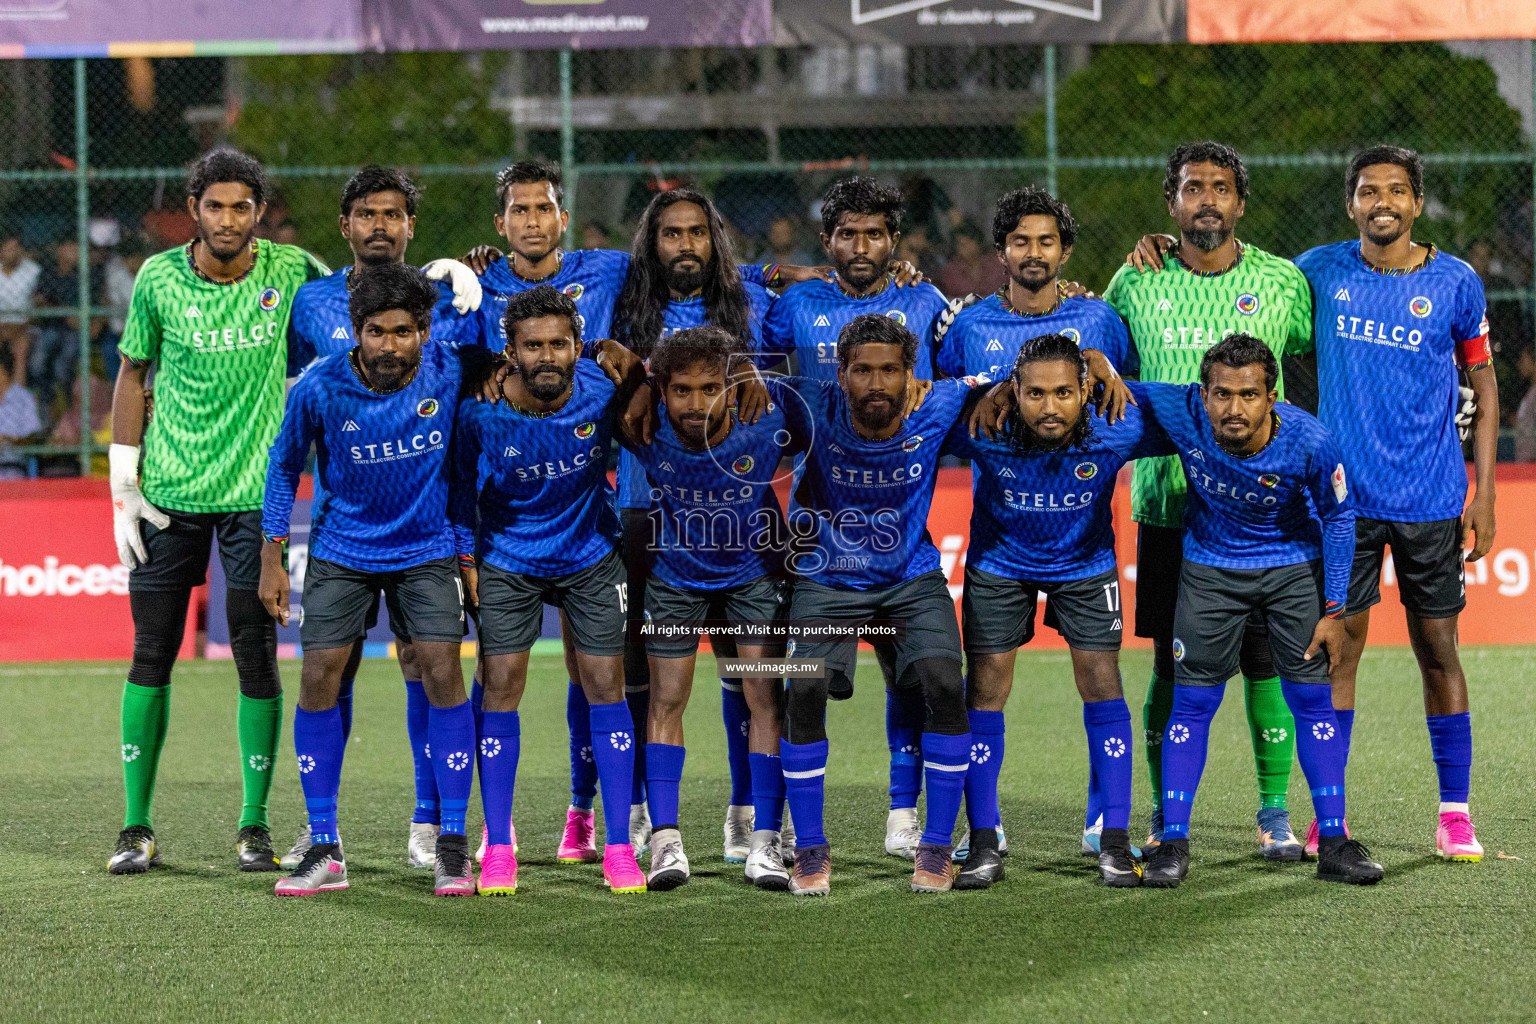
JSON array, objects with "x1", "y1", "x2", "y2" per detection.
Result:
[{"x1": 2, "y1": 42, "x2": 1533, "y2": 475}]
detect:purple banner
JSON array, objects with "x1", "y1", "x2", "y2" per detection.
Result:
[
  {"x1": 360, "y1": 0, "x2": 772, "y2": 52},
  {"x1": 0, "y1": 0, "x2": 359, "y2": 51}
]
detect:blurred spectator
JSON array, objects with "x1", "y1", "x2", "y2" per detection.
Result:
[
  {"x1": 48, "y1": 372, "x2": 112, "y2": 449},
  {"x1": 31, "y1": 240, "x2": 105, "y2": 413},
  {"x1": 581, "y1": 222, "x2": 612, "y2": 251},
  {"x1": 937, "y1": 220, "x2": 1007, "y2": 299},
  {"x1": 764, "y1": 216, "x2": 816, "y2": 268},
  {"x1": 896, "y1": 222, "x2": 945, "y2": 282},
  {"x1": 0, "y1": 235, "x2": 40, "y2": 389},
  {"x1": 103, "y1": 241, "x2": 149, "y2": 382},
  {"x1": 1514, "y1": 347, "x2": 1536, "y2": 462},
  {"x1": 0, "y1": 344, "x2": 42, "y2": 479}
]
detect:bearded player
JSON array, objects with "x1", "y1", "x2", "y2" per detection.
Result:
[
  {"x1": 945, "y1": 335, "x2": 1168, "y2": 888},
  {"x1": 610, "y1": 189, "x2": 780, "y2": 865},
  {"x1": 282, "y1": 164, "x2": 483, "y2": 872},
  {"x1": 108, "y1": 148, "x2": 328, "y2": 874},
  {"x1": 1106, "y1": 141, "x2": 1315, "y2": 859},
  {"x1": 761, "y1": 176, "x2": 952, "y2": 861}
]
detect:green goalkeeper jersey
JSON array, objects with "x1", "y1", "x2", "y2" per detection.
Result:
[
  {"x1": 118, "y1": 239, "x2": 329, "y2": 513},
  {"x1": 1102, "y1": 242, "x2": 1313, "y2": 528}
]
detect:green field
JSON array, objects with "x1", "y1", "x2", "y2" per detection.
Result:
[{"x1": 2, "y1": 648, "x2": 1533, "y2": 1023}]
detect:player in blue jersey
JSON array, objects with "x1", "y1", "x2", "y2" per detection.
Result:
[
  {"x1": 608, "y1": 189, "x2": 781, "y2": 864},
  {"x1": 762, "y1": 176, "x2": 949, "y2": 382},
  {"x1": 1129, "y1": 335, "x2": 1383, "y2": 887},
  {"x1": 465, "y1": 160, "x2": 820, "y2": 354},
  {"x1": 944, "y1": 334, "x2": 1171, "y2": 889},
  {"x1": 469, "y1": 160, "x2": 630, "y2": 353},
  {"x1": 281, "y1": 165, "x2": 485, "y2": 873},
  {"x1": 761, "y1": 176, "x2": 953, "y2": 861},
  {"x1": 1295, "y1": 146, "x2": 1498, "y2": 862},
  {"x1": 614, "y1": 327, "x2": 801, "y2": 890},
  {"x1": 937, "y1": 188, "x2": 1134, "y2": 381},
  {"x1": 461, "y1": 164, "x2": 814, "y2": 859},
  {"x1": 769, "y1": 313, "x2": 983, "y2": 895},
  {"x1": 259, "y1": 264, "x2": 483, "y2": 897},
  {"x1": 449, "y1": 285, "x2": 650, "y2": 895}
]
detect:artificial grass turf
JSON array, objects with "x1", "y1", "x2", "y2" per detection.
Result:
[{"x1": 1, "y1": 647, "x2": 1532, "y2": 1023}]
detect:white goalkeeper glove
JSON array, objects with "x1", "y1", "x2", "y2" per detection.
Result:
[
  {"x1": 110, "y1": 444, "x2": 170, "y2": 570},
  {"x1": 1456, "y1": 384, "x2": 1477, "y2": 442},
  {"x1": 422, "y1": 258, "x2": 483, "y2": 315},
  {"x1": 934, "y1": 292, "x2": 981, "y2": 347}
]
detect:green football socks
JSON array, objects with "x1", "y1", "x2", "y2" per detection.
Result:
[
  {"x1": 1143, "y1": 673, "x2": 1174, "y2": 809},
  {"x1": 237, "y1": 693, "x2": 284, "y2": 830},
  {"x1": 121, "y1": 682, "x2": 170, "y2": 829},
  {"x1": 1244, "y1": 675, "x2": 1294, "y2": 810}
]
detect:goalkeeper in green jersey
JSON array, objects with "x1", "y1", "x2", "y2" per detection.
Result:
[
  {"x1": 107, "y1": 148, "x2": 329, "y2": 875},
  {"x1": 1101, "y1": 142, "x2": 1315, "y2": 861}
]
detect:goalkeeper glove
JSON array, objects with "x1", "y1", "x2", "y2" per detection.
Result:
[
  {"x1": 109, "y1": 444, "x2": 170, "y2": 570},
  {"x1": 422, "y1": 258, "x2": 483, "y2": 315}
]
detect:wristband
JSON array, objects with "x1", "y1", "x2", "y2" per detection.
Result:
[{"x1": 459, "y1": 554, "x2": 477, "y2": 569}]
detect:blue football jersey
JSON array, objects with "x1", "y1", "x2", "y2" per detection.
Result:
[
  {"x1": 289, "y1": 265, "x2": 479, "y2": 370},
  {"x1": 449, "y1": 359, "x2": 622, "y2": 577},
  {"x1": 943, "y1": 384, "x2": 1171, "y2": 582},
  {"x1": 474, "y1": 248, "x2": 630, "y2": 354},
  {"x1": 263, "y1": 341, "x2": 465, "y2": 572},
  {"x1": 1135, "y1": 382, "x2": 1356, "y2": 607},
  {"x1": 614, "y1": 282, "x2": 779, "y2": 508},
  {"x1": 476, "y1": 249, "x2": 774, "y2": 354},
  {"x1": 761, "y1": 276, "x2": 948, "y2": 382},
  {"x1": 774, "y1": 375, "x2": 973, "y2": 590},
  {"x1": 1295, "y1": 241, "x2": 1488, "y2": 522},
  {"x1": 621, "y1": 403, "x2": 802, "y2": 589},
  {"x1": 936, "y1": 292, "x2": 1136, "y2": 380}
]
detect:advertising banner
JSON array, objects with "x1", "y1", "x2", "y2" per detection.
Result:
[
  {"x1": 7, "y1": 468, "x2": 1536, "y2": 661},
  {"x1": 0, "y1": 479, "x2": 194, "y2": 662},
  {"x1": 361, "y1": 0, "x2": 773, "y2": 53},
  {"x1": 1186, "y1": 0, "x2": 1536, "y2": 44},
  {"x1": 0, "y1": 1, "x2": 359, "y2": 56},
  {"x1": 773, "y1": 0, "x2": 1185, "y2": 46}
]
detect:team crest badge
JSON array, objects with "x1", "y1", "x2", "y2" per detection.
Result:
[
  {"x1": 1409, "y1": 296, "x2": 1433, "y2": 318},
  {"x1": 1235, "y1": 293, "x2": 1259, "y2": 315},
  {"x1": 417, "y1": 398, "x2": 439, "y2": 418},
  {"x1": 574, "y1": 421, "x2": 596, "y2": 439},
  {"x1": 563, "y1": 283, "x2": 585, "y2": 300},
  {"x1": 1258, "y1": 472, "x2": 1279, "y2": 488},
  {"x1": 1172, "y1": 638, "x2": 1186, "y2": 661},
  {"x1": 902, "y1": 435, "x2": 924, "y2": 452},
  {"x1": 1062, "y1": 327, "x2": 1081, "y2": 344},
  {"x1": 885, "y1": 309, "x2": 908, "y2": 326},
  {"x1": 1074, "y1": 462, "x2": 1097, "y2": 481},
  {"x1": 732, "y1": 455, "x2": 755, "y2": 474},
  {"x1": 258, "y1": 287, "x2": 281, "y2": 311}
]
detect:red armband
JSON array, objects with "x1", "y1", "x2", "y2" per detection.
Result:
[{"x1": 1455, "y1": 320, "x2": 1492, "y2": 370}]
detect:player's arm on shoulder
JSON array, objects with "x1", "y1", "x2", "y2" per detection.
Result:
[
  {"x1": 1082, "y1": 347, "x2": 1134, "y2": 422},
  {"x1": 1127, "y1": 233, "x2": 1177, "y2": 272},
  {"x1": 1114, "y1": 386, "x2": 1176, "y2": 460}
]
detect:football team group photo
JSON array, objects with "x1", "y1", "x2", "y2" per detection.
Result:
[
  {"x1": 102, "y1": 139, "x2": 1493, "y2": 900},
  {"x1": 6, "y1": 14, "x2": 1536, "y2": 1020}
]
